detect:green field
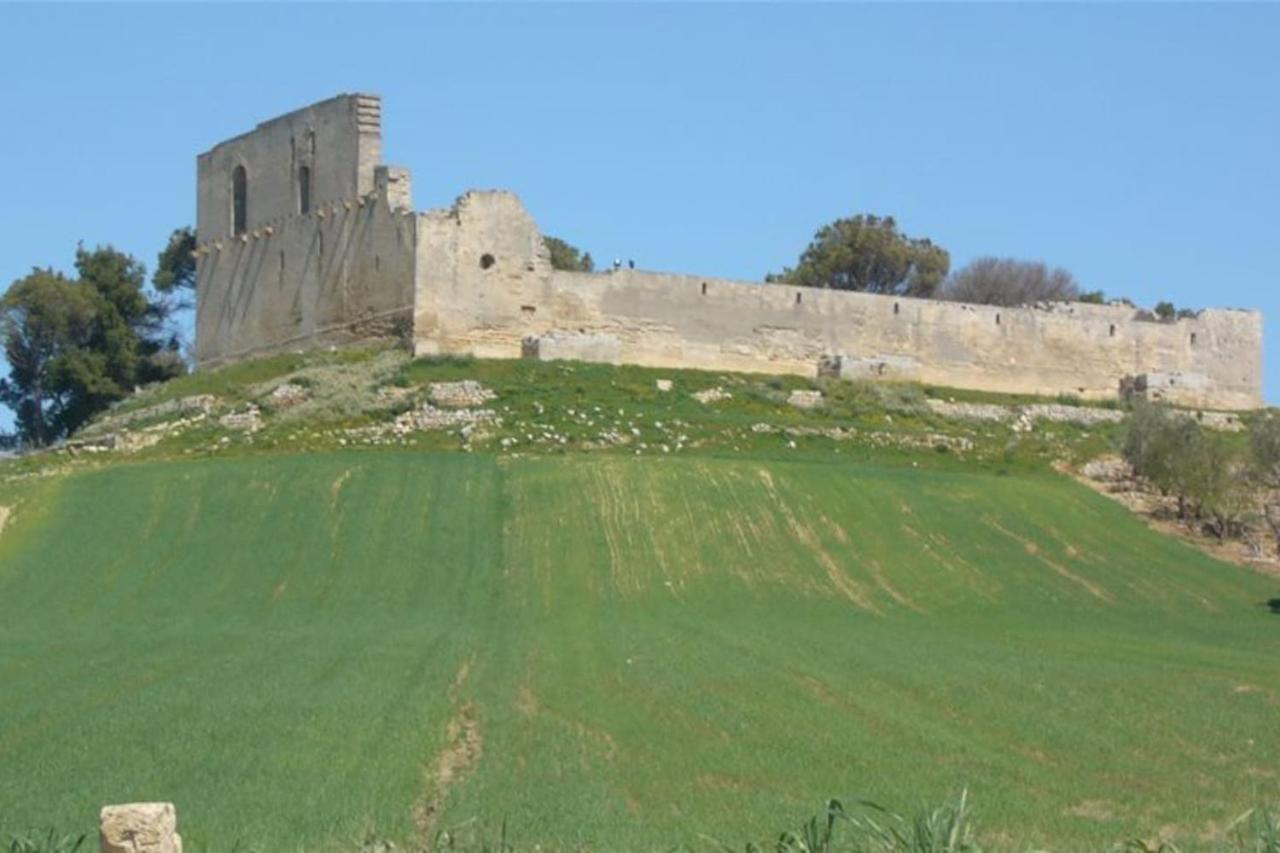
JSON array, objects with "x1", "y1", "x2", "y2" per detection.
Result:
[{"x1": 1, "y1": 450, "x2": 1278, "y2": 850}]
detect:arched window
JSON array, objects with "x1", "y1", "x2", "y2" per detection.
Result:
[
  {"x1": 298, "y1": 165, "x2": 312, "y2": 215},
  {"x1": 231, "y1": 165, "x2": 248, "y2": 236}
]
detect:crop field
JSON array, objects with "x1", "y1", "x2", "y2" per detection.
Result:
[{"x1": 1, "y1": 450, "x2": 1278, "y2": 849}]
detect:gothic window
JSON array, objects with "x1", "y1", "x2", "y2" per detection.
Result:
[
  {"x1": 232, "y1": 165, "x2": 248, "y2": 236},
  {"x1": 298, "y1": 165, "x2": 312, "y2": 215}
]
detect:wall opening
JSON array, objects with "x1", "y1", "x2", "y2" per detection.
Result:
[
  {"x1": 995, "y1": 313, "x2": 1001, "y2": 326},
  {"x1": 298, "y1": 166, "x2": 312, "y2": 215},
  {"x1": 1190, "y1": 332, "x2": 1197, "y2": 346},
  {"x1": 375, "y1": 255, "x2": 381, "y2": 272},
  {"x1": 480, "y1": 253, "x2": 496, "y2": 270},
  {"x1": 893, "y1": 302, "x2": 900, "y2": 315},
  {"x1": 231, "y1": 165, "x2": 247, "y2": 236},
  {"x1": 278, "y1": 251, "x2": 285, "y2": 287},
  {"x1": 521, "y1": 305, "x2": 537, "y2": 315},
  {"x1": 1109, "y1": 324, "x2": 1116, "y2": 337},
  {"x1": 701, "y1": 281, "x2": 707, "y2": 295},
  {"x1": 795, "y1": 292, "x2": 802, "y2": 305}
]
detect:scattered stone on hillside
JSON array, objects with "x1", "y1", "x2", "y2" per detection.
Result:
[
  {"x1": 409, "y1": 404, "x2": 498, "y2": 431},
  {"x1": 779, "y1": 424, "x2": 976, "y2": 454},
  {"x1": 927, "y1": 399, "x2": 1125, "y2": 428},
  {"x1": 1187, "y1": 410, "x2": 1245, "y2": 432},
  {"x1": 375, "y1": 385, "x2": 415, "y2": 406},
  {"x1": 81, "y1": 395, "x2": 220, "y2": 437},
  {"x1": 1082, "y1": 455, "x2": 1132, "y2": 483},
  {"x1": 264, "y1": 382, "x2": 308, "y2": 409},
  {"x1": 925, "y1": 400, "x2": 1011, "y2": 422},
  {"x1": 1023, "y1": 404, "x2": 1125, "y2": 426},
  {"x1": 99, "y1": 802, "x2": 182, "y2": 853},
  {"x1": 692, "y1": 387, "x2": 732, "y2": 405},
  {"x1": 342, "y1": 403, "x2": 501, "y2": 445},
  {"x1": 428, "y1": 381, "x2": 496, "y2": 409},
  {"x1": 655, "y1": 378, "x2": 673, "y2": 392},
  {"x1": 787, "y1": 389, "x2": 824, "y2": 410},
  {"x1": 751, "y1": 422, "x2": 776, "y2": 434},
  {"x1": 65, "y1": 412, "x2": 211, "y2": 457},
  {"x1": 219, "y1": 406, "x2": 262, "y2": 433}
]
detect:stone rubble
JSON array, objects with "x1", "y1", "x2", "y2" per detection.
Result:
[
  {"x1": 926, "y1": 399, "x2": 1125, "y2": 428},
  {"x1": 428, "y1": 380, "x2": 497, "y2": 409},
  {"x1": 218, "y1": 405, "x2": 262, "y2": 433},
  {"x1": 1081, "y1": 455, "x2": 1132, "y2": 483},
  {"x1": 692, "y1": 387, "x2": 732, "y2": 405},
  {"x1": 263, "y1": 382, "x2": 308, "y2": 409},
  {"x1": 81, "y1": 395, "x2": 220, "y2": 437},
  {"x1": 787, "y1": 389, "x2": 824, "y2": 410}
]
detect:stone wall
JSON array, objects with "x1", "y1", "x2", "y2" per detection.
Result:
[
  {"x1": 195, "y1": 187, "x2": 416, "y2": 366},
  {"x1": 197, "y1": 95, "x2": 1263, "y2": 410},
  {"x1": 412, "y1": 192, "x2": 1263, "y2": 410},
  {"x1": 197, "y1": 93, "x2": 382, "y2": 244}
]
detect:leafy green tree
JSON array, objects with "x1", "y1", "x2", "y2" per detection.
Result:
[
  {"x1": 1154, "y1": 301, "x2": 1176, "y2": 321},
  {"x1": 1123, "y1": 401, "x2": 1252, "y2": 536},
  {"x1": 544, "y1": 236, "x2": 594, "y2": 273},
  {"x1": 0, "y1": 269, "x2": 99, "y2": 445},
  {"x1": 1078, "y1": 290, "x2": 1107, "y2": 304},
  {"x1": 1122, "y1": 402, "x2": 1203, "y2": 518},
  {"x1": 941, "y1": 257, "x2": 1079, "y2": 306},
  {"x1": 0, "y1": 246, "x2": 185, "y2": 446},
  {"x1": 1184, "y1": 430, "x2": 1252, "y2": 539},
  {"x1": 767, "y1": 214, "x2": 949, "y2": 297},
  {"x1": 153, "y1": 226, "x2": 197, "y2": 303}
]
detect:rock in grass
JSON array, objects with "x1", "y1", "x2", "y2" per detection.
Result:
[
  {"x1": 787, "y1": 389, "x2": 824, "y2": 410},
  {"x1": 428, "y1": 381, "x2": 496, "y2": 409},
  {"x1": 99, "y1": 802, "x2": 182, "y2": 853},
  {"x1": 692, "y1": 387, "x2": 731, "y2": 404}
]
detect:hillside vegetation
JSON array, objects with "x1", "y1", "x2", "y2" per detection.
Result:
[{"x1": 0, "y1": 348, "x2": 1276, "y2": 850}]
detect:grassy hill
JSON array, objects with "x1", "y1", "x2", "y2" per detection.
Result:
[{"x1": 0, "y1": 351, "x2": 1277, "y2": 850}]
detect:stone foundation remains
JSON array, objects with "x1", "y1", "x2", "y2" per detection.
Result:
[{"x1": 195, "y1": 94, "x2": 1264, "y2": 410}]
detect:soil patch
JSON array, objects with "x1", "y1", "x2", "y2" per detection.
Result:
[{"x1": 414, "y1": 661, "x2": 483, "y2": 850}]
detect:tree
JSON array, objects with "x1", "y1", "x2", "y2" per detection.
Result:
[
  {"x1": 154, "y1": 227, "x2": 197, "y2": 300},
  {"x1": 1122, "y1": 402, "x2": 1251, "y2": 536},
  {"x1": 544, "y1": 236, "x2": 594, "y2": 273},
  {"x1": 0, "y1": 246, "x2": 185, "y2": 447},
  {"x1": 1122, "y1": 402, "x2": 1203, "y2": 518},
  {"x1": 767, "y1": 214, "x2": 949, "y2": 297},
  {"x1": 0, "y1": 269, "x2": 99, "y2": 446},
  {"x1": 941, "y1": 257, "x2": 1080, "y2": 307},
  {"x1": 1250, "y1": 416, "x2": 1280, "y2": 554},
  {"x1": 1184, "y1": 431, "x2": 1252, "y2": 539}
]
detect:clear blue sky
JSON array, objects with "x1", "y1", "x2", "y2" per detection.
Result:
[{"x1": 1, "y1": 3, "x2": 1278, "y2": 431}]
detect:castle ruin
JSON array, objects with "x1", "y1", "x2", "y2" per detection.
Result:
[{"x1": 195, "y1": 93, "x2": 1264, "y2": 410}]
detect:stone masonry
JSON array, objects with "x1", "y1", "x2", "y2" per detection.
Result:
[{"x1": 195, "y1": 94, "x2": 1264, "y2": 410}]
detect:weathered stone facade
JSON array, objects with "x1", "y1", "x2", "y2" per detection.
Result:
[{"x1": 195, "y1": 94, "x2": 1264, "y2": 410}]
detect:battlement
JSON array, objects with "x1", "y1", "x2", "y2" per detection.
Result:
[{"x1": 194, "y1": 95, "x2": 1265, "y2": 410}]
